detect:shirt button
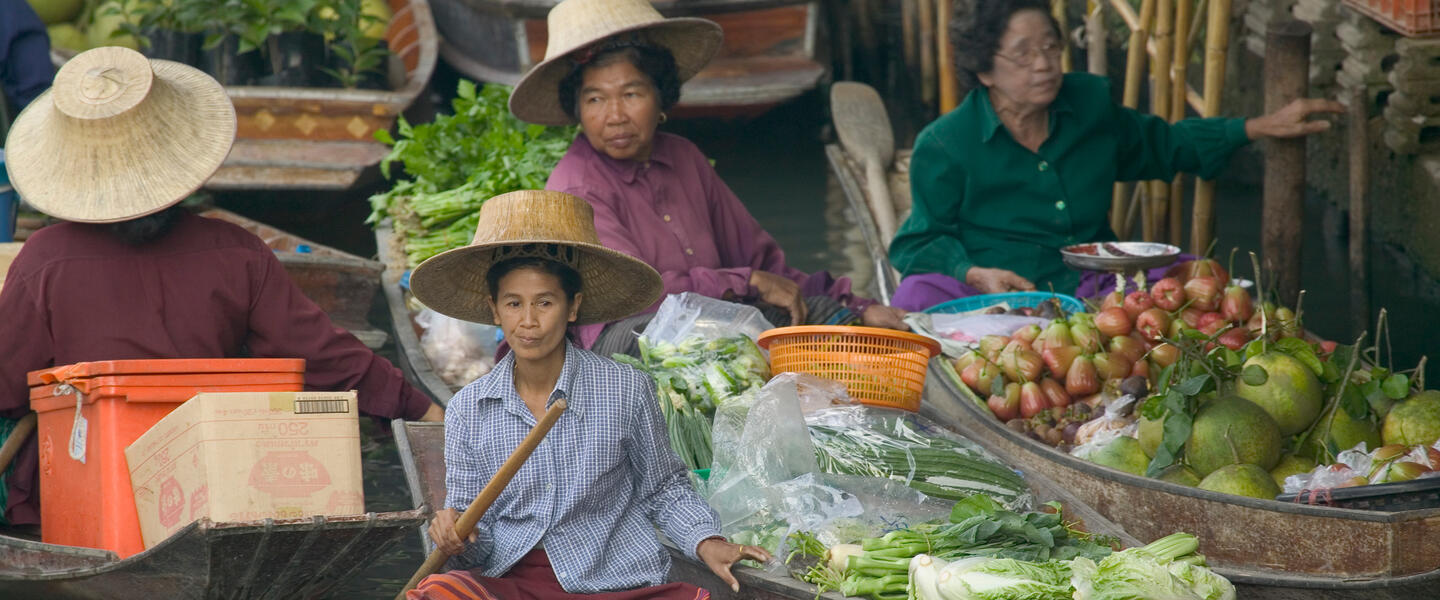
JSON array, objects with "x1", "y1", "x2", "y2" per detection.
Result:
[
  {"x1": 663, "y1": 214, "x2": 672, "y2": 222},
  {"x1": 1055, "y1": 201, "x2": 1066, "y2": 210},
  {"x1": 1038, "y1": 161, "x2": 1049, "y2": 172},
  {"x1": 685, "y1": 248, "x2": 694, "y2": 255}
]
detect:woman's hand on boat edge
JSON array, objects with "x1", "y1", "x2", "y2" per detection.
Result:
[
  {"x1": 966, "y1": 266, "x2": 1036, "y2": 294},
  {"x1": 1244, "y1": 97, "x2": 1346, "y2": 140},
  {"x1": 428, "y1": 508, "x2": 478, "y2": 556},
  {"x1": 697, "y1": 537, "x2": 772, "y2": 593}
]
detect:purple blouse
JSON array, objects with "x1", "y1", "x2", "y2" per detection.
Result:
[{"x1": 546, "y1": 133, "x2": 874, "y2": 347}]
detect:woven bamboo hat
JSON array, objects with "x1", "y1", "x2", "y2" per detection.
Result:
[
  {"x1": 409, "y1": 190, "x2": 663, "y2": 325},
  {"x1": 3, "y1": 46, "x2": 235, "y2": 223},
  {"x1": 508, "y1": 0, "x2": 723, "y2": 126}
]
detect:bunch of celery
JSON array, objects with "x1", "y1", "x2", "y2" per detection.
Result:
[{"x1": 613, "y1": 335, "x2": 770, "y2": 470}]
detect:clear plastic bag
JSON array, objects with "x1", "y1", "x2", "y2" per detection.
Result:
[
  {"x1": 1068, "y1": 395, "x2": 1139, "y2": 451},
  {"x1": 804, "y1": 406, "x2": 1033, "y2": 509},
  {"x1": 641, "y1": 292, "x2": 776, "y2": 345},
  {"x1": 415, "y1": 308, "x2": 499, "y2": 387}
]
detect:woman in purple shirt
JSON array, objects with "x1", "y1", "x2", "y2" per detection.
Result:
[{"x1": 508, "y1": 0, "x2": 908, "y2": 356}]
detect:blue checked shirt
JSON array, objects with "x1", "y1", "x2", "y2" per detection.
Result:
[{"x1": 443, "y1": 342, "x2": 722, "y2": 592}]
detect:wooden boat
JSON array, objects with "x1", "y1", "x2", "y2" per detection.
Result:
[
  {"x1": 51, "y1": 0, "x2": 439, "y2": 191},
  {"x1": 376, "y1": 222, "x2": 463, "y2": 404},
  {"x1": 202, "y1": 208, "x2": 389, "y2": 349},
  {"x1": 923, "y1": 360, "x2": 1440, "y2": 599},
  {"x1": 0, "y1": 509, "x2": 427, "y2": 598},
  {"x1": 391, "y1": 414, "x2": 1141, "y2": 600},
  {"x1": 428, "y1": 0, "x2": 825, "y2": 119}
]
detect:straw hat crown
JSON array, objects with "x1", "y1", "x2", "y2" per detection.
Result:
[
  {"x1": 4, "y1": 46, "x2": 235, "y2": 223},
  {"x1": 508, "y1": 0, "x2": 723, "y2": 125},
  {"x1": 408, "y1": 190, "x2": 663, "y2": 325}
]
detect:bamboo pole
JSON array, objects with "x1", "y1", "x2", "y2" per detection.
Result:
[
  {"x1": 1190, "y1": 0, "x2": 1231, "y2": 255},
  {"x1": 1054, "y1": 0, "x2": 1072, "y2": 72},
  {"x1": 1189, "y1": 0, "x2": 1209, "y2": 50},
  {"x1": 919, "y1": 0, "x2": 937, "y2": 107},
  {"x1": 1148, "y1": 0, "x2": 1175, "y2": 242},
  {"x1": 1112, "y1": 0, "x2": 1156, "y2": 239},
  {"x1": 902, "y1": 0, "x2": 917, "y2": 72},
  {"x1": 1262, "y1": 20, "x2": 1311, "y2": 308},
  {"x1": 939, "y1": 0, "x2": 961, "y2": 112},
  {"x1": 1168, "y1": 0, "x2": 1194, "y2": 247},
  {"x1": 1349, "y1": 86, "x2": 1370, "y2": 334},
  {"x1": 1087, "y1": 1, "x2": 1108, "y2": 76}
]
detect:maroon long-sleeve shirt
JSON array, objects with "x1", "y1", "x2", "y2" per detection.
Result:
[
  {"x1": 0, "y1": 211, "x2": 431, "y2": 525},
  {"x1": 546, "y1": 133, "x2": 875, "y2": 347}
]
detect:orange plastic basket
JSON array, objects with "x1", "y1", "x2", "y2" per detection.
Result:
[
  {"x1": 757, "y1": 326, "x2": 941, "y2": 412},
  {"x1": 1343, "y1": 0, "x2": 1440, "y2": 36}
]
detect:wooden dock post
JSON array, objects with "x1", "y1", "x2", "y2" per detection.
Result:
[
  {"x1": 1349, "y1": 87, "x2": 1371, "y2": 335},
  {"x1": 1261, "y1": 19, "x2": 1311, "y2": 308}
]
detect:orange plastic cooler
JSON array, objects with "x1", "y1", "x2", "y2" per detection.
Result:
[{"x1": 26, "y1": 359, "x2": 305, "y2": 558}]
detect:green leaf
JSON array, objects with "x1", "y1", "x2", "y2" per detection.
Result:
[
  {"x1": 991, "y1": 373, "x2": 1005, "y2": 398},
  {"x1": 1382, "y1": 374, "x2": 1411, "y2": 400},
  {"x1": 1182, "y1": 328, "x2": 1210, "y2": 341},
  {"x1": 1245, "y1": 340, "x2": 1265, "y2": 360},
  {"x1": 1242, "y1": 364, "x2": 1269, "y2": 386},
  {"x1": 1174, "y1": 374, "x2": 1211, "y2": 397},
  {"x1": 1145, "y1": 392, "x2": 1193, "y2": 477},
  {"x1": 1340, "y1": 383, "x2": 1370, "y2": 421}
]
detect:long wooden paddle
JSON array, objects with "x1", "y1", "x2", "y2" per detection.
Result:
[
  {"x1": 0, "y1": 413, "x2": 37, "y2": 474},
  {"x1": 397, "y1": 399, "x2": 568, "y2": 597},
  {"x1": 830, "y1": 81, "x2": 897, "y2": 244}
]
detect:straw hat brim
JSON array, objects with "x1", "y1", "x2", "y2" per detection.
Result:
[
  {"x1": 508, "y1": 18, "x2": 723, "y2": 126},
  {"x1": 4, "y1": 59, "x2": 235, "y2": 224},
  {"x1": 409, "y1": 239, "x2": 663, "y2": 326}
]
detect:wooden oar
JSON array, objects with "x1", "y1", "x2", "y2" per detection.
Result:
[
  {"x1": 0, "y1": 413, "x2": 37, "y2": 475},
  {"x1": 831, "y1": 81, "x2": 897, "y2": 244},
  {"x1": 397, "y1": 399, "x2": 568, "y2": 598}
]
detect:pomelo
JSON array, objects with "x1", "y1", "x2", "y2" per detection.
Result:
[
  {"x1": 1156, "y1": 465, "x2": 1201, "y2": 486},
  {"x1": 87, "y1": 2, "x2": 140, "y2": 50},
  {"x1": 1382, "y1": 390, "x2": 1440, "y2": 447},
  {"x1": 1198, "y1": 463, "x2": 1282, "y2": 499},
  {"x1": 1300, "y1": 404, "x2": 1382, "y2": 460},
  {"x1": 1085, "y1": 436, "x2": 1149, "y2": 476},
  {"x1": 1137, "y1": 415, "x2": 1163, "y2": 458},
  {"x1": 1269, "y1": 453, "x2": 1318, "y2": 489},
  {"x1": 1236, "y1": 353, "x2": 1323, "y2": 436},
  {"x1": 46, "y1": 23, "x2": 89, "y2": 52},
  {"x1": 27, "y1": 0, "x2": 84, "y2": 25},
  {"x1": 1185, "y1": 395, "x2": 1283, "y2": 476}
]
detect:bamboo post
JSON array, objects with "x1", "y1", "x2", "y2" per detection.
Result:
[
  {"x1": 0, "y1": 413, "x2": 36, "y2": 474},
  {"x1": 919, "y1": 0, "x2": 937, "y2": 107},
  {"x1": 1148, "y1": 0, "x2": 1175, "y2": 242},
  {"x1": 939, "y1": 0, "x2": 961, "y2": 112},
  {"x1": 902, "y1": 0, "x2": 918, "y2": 72},
  {"x1": 1054, "y1": 0, "x2": 1072, "y2": 72},
  {"x1": 1168, "y1": 0, "x2": 1194, "y2": 246},
  {"x1": 1190, "y1": 0, "x2": 1231, "y2": 255},
  {"x1": 1112, "y1": 0, "x2": 1157, "y2": 238},
  {"x1": 1348, "y1": 86, "x2": 1370, "y2": 334},
  {"x1": 1261, "y1": 19, "x2": 1310, "y2": 308},
  {"x1": 1087, "y1": 1, "x2": 1108, "y2": 76}
]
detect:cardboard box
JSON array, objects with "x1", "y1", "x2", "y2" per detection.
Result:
[{"x1": 125, "y1": 391, "x2": 365, "y2": 549}]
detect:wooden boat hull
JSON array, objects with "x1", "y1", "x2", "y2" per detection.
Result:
[
  {"x1": 203, "y1": 208, "x2": 388, "y2": 349},
  {"x1": 922, "y1": 359, "x2": 1440, "y2": 598},
  {"x1": 430, "y1": 0, "x2": 824, "y2": 119},
  {"x1": 51, "y1": 0, "x2": 438, "y2": 191},
  {"x1": 391, "y1": 409, "x2": 1140, "y2": 600},
  {"x1": 376, "y1": 223, "x2": 461, "y2": 404},
  {"x1": 0, "y1": 510, "x2": 426, "y2": 599}
]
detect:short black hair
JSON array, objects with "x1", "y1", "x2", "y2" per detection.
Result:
[
  {"x1": 486, "y1": 255, "x2": 583, "y2": 303},
  {"x1": 950, "y1": 0, "x2": 1063, "y2": 89},
  {"x1": 107, "y1": 205, "x2": 185, "y2": 245},
  {"x1": 558, "y1": 40, "x2": 682, "y2": 121}
]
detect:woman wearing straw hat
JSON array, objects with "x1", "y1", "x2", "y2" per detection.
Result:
[
  {"x1": 509, "y1": 0, "x2": 909, "y2": 357},
  {"x1": 406, "y1": 189, "x2": 769, "y2": 600},
  {"x1": 0, "y1": 47, "x2": 441, "y2": 531}
]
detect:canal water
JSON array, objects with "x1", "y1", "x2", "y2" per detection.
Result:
[{"x1": 232, "y1": 71, "x2": 1436, "y2": 597}]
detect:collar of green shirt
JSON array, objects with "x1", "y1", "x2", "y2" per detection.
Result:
[{"x1": 974, "y1": 84, "x2": 1077, "y2": 144}]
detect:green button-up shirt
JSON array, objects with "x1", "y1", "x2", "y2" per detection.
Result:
[{"x1": 889, "y1": 72, "x2": 1251, "y2": 292}]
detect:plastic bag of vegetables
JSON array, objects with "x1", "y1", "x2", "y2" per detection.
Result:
[
  {"x1": 806, "y1": 406, "x2": 1032, "y2": 508},
  {"x1": 641, "y1": 292, "x2": 775, "y2": 345}
]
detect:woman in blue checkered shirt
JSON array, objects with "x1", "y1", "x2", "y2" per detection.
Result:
[{"x1": 405, "y1": 190, "x2": 769, "y2": 600}]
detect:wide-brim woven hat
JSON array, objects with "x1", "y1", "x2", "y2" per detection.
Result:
[
  {"x1": 409, "y1": 189, "x2": 663, "y2": 325},
  {"x1": 4, "y1": 46, "x2": 235, "y2": 223},
  {"x1": 508, "y1": 0, "x2": 723, "y2": 126}
]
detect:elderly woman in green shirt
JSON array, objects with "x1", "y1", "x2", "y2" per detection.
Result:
[{"x1": 887, "y1": 0, "x2": 1342, "y2": 311}]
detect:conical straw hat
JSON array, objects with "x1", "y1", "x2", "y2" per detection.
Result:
[
  {"x1": 409, "y1": 189, "x2": 663, "y2": 325},
  {"x1": 4, "y1": 46, "x2": 235, "y2": 223},
  {"x1": 508, "y1": 0, "x2": 723, "y2": 126}
]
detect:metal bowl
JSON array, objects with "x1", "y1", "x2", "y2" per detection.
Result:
[{"x1": 1060, "y1": 241, "x2": 1182, "y2": 272}]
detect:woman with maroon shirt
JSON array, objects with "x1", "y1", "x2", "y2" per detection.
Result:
[
  {"x1": 0, "y1": 47, "x2": 441, "y2": 531},
  {"x1": 507, "y1": 0, "x2": 909, "y2": 357}
]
